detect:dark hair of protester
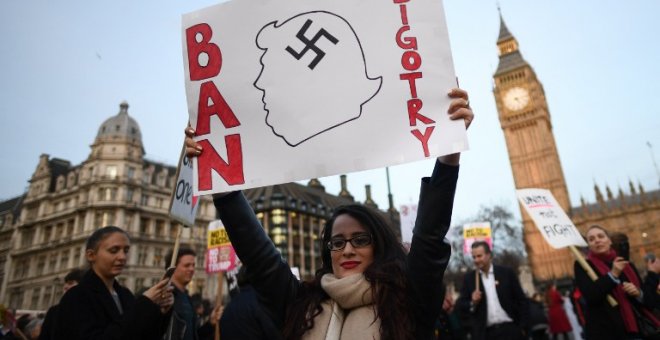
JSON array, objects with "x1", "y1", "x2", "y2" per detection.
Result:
[
  {"x1": 586, "y1": 224, "x2": 608, "y2": 237},
  {"x1": 471, "y1": 240, "x2": 491, "y2": 254},
  {"x1": 64, "y1": 268, "x2": 85, "y2": 283},
  {"x1": 85, "y1": 225, "x2": 129, "y2": 251},
  {"x1": 163, "y1": 247, "x2": 196, "y2": 270},
  {"x1": 284, "y1": 204, "x2": 412, "y2": 339}
]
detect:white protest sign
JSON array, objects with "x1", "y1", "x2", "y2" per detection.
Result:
[
  {"x1": 169, "y1": 146, "x2": 200, "y2": 226},
  {"x1": 516, "y1": 188, "x2": 587, "y2": 249},
  {"x1": 462, "y1": 222, "x2": 492, "y2": 254},
  {"x1": 182, "y1": 0, "x2": 468, "y2": 195},
  {"x1": 399, "y1": 203, "x2": 418, "y2": 244}
]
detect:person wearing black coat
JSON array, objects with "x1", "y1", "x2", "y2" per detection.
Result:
[
  {"x1": 528, "y1": 293, "x2": 549, "y2": 340},
  {"x1": 51, "y1": 226, "x2": 173, "y2": 340},
  {"x1": 575, "y1": 225, "x2": 660, "y2": 340},
  {"x1": 185, "y1": 87, "x2": 473, "y2": 340},
  {"x1": 219, "y1": 284, "x2": 282, "y2": 340},
  {"x1": 457, "y1": 242, "x2": 529, "y2": 340},
  {"x1": 39, "y1": 268, "x2": 85, "y2": 340},
  {"x1": 643, "y1": 254, "x2": 660, "y2": 313}
]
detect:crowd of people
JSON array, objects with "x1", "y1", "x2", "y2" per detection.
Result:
[{"x1": 1, "y1": 88, "x2": 659, "y2": 339}]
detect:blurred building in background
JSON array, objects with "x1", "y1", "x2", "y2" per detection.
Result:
[{"x1": 0, "y1": 102, "x2": 399, "y2": 310}]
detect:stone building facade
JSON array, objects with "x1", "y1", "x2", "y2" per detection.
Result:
[
  {"x1": 0, "y1": 102, "x2": 217, "y2": 310},
  {"x1": 0, "y1": 102, "x2": 399, "y2": 310}
]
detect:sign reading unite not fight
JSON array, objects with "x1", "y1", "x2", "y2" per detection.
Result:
[
  {"x1": 182, "y1": 0, "x2": 468, "y2": 195},
  {"x1": 516, "y1": 188, "x2": 587, "y2": 249}
]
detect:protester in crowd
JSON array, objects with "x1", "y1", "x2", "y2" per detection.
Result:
[
  {"x1": 189, "y1": 294, "x2": 206, "y2": 330},
  {"x1": 546, "y1": 284, "x2": 571, "y2": 340},
  {"x1": 163, "y1": 248, "x2": 222, "y2": 340},
  {"x1": 185, "y1": 87, "x2": 473, "y2": 339},
  {"x1": 561, "y1": 290, "x2": 584, "y2": 340},
  {"x1": 528, "y1": 292, "x2": 549, "y2": 340},
  {"x1": 3, "y1": 314, "x2": 32, "y2": 340},
  {"x1": 51, "y1": 226, "x2": 174, "y2": 340},
  {"x1": 23, "y1": 317, "x2": 43, "y2": 340},
  {"x1": 39, "y1": 268, "x2": 85, "y2": 340},
  {"x1": 434, "y1": 286, "x2": 466, "y2": 340},
  {"x1": 457, "y1": 241, "x2": 529, "y2": 340},
  {"x1": 219, "y1": 266, "x2": 282, "y2": 340},
  {"x1": 0, "y1": 305, "x2": 16, "y2": 339},
  {"x1": 643, "y1": 253, "x2": 660, "y2": 313},
  {"x1": 574, "y1": 225, "x2": 660, "y2": 339}
]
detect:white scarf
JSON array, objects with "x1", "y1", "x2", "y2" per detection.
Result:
[{"x1": 301, "y1": 273, "x2": 380, "y2": 340}]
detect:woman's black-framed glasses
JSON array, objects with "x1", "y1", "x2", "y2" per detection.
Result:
[{"x1": 327, "y1": 234, "x2": 373, "y2": 251}]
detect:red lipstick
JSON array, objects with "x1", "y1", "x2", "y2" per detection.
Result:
[{"x1": 340, "y1": 261, "x2": 360, "y2": 269}]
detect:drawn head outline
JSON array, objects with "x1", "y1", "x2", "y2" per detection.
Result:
[{"x1": 254, "y1": 11, "x2": 382, "y2": 147}]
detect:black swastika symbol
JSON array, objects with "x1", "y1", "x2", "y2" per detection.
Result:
[{"x1": 285, "y1": 19, "x2": 339, "y2": 70}]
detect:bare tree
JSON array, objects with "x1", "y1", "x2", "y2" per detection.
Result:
[{"x1": 447, "y1": 204, "x2": 527, "y2": 276}]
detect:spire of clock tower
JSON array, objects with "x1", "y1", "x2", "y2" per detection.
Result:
[
  {"x1": 498, "y1": 9, "x2": 513, "y2": 43},
  {"x1": 495, "y1": 12, "x2": 529, "y2": 77}
]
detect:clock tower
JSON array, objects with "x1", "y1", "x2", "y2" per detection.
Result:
[{"x1": 493, "y1": 14, "x2": 574, "y2": 281}]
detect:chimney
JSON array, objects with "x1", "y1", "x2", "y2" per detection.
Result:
[
  {"x1": 364, "y1": 185, "x2": 378, "y2": 209},
  {"x1": 338, "y1": 175, "x2": 354, "y2": 201}
]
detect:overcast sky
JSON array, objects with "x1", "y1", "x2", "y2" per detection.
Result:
[{"x1": 1, "y1": 0, "x2": 658, "y2": 225}]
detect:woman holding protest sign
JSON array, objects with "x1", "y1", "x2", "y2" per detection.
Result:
[
  {"x1": 49, "y1": 226, "x2": 174, "y2": 340},
  {"x1": 184, "y1": 88, "x2": 472, "y2": 339},
  {"x1": 574, "y1": 225, "x2": 660, "y2": 340}
]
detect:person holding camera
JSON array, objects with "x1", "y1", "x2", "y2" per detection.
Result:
[{"x1": 575, "y1": 225, "x2": 659, "y2": 340}]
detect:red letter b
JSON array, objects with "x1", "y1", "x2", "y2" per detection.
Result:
[{"x1": 186, "y1": 23, "x2": 222, "y2": 81}]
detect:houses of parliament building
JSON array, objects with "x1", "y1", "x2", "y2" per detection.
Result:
[{"x1": 1, "y1": 12, "x2": 658, "y2": 311}]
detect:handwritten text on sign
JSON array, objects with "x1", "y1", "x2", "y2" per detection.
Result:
[
  {"x1": 516, "y1": 188, "x2": 587, "y2": 249},
  {"x1": 182, "y1": 0, "x2": 467, "y2": 195},
  {"x1": 169, "y1": 146, "x2": 200, "y2": 226}
]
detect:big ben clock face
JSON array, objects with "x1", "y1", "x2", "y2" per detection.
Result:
[{"x1": 504, "y1": 87, "x2": 530, "y2": 111}]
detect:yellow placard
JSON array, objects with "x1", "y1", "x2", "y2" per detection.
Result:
[
  {"x1": 208, "y1": 228, "x2": 230, "y2": 248},
  {"x1": 463, "y1": 227, "x2": 491, "y2": 239}
]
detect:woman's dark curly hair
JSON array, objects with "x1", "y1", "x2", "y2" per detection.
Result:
[{"x1": 282, "y1": 204, "x2": 415, "y2": 340}]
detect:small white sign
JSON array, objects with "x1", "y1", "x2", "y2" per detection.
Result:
[
  {"x1": 399, "y1": 203, "x2": 418, "y2": 244},
  {"x1": 516, "y1": 188, "x2": 587, "y2": 249},
  {"x1": 169, "y1": 146, "x2": 200, "y2": 226}
]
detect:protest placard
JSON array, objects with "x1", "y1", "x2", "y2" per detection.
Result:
[
  {"x1": 399, "y1": 203, "x2": 418, "y2": 244},
  {"x1": 516, "y1": 188, "x2": 587, "y2": 249},
  {"x1": 206, "y1": 220, "x2": 237, "y2": 273},
  {"x1": 169, "y1": 146, "x2": 200, "y2": 226},
  {"x1": 462, "y1": 222, "x2": 492, "y2": 254},
  {"x1": 182, "y1": 0, "x2": 468, "y2": 195}
]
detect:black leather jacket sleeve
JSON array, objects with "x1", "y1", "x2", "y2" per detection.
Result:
[
  {"x1": 213, "y1": 191, "x2": 298, "y2": 329},
  {"x1": 213, "y1": 159, "x2": 458, "y2": 338},
  {"x1": 407, "y1": 159, "x2": 458, "y2": 337}
]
